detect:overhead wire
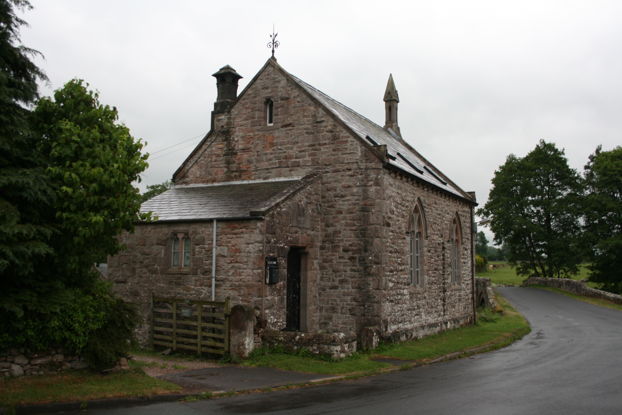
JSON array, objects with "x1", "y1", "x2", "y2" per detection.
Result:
[
  {"x1": 147, "y1": 133, "x2": 204, "y2": 156},
  {"x1": 148, "y1": 139, "x2": 203, "y2": 161}
]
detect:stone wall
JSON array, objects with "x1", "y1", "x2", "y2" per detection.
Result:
[
  {"x1": 108, "y1": 220, "x2": 265, "y2": 344},
  {"x1": 175, "y1": 61, "x2": 380, "y2": 187},
  {"x1": 1, "y1": 349, "x2": 86, "y2": 377},
  {"x1": 378, "y1": 170, "x2": 475, "y2": 341},
  {"x1": 261, "y1": 330, "x2": 357, "y2": 360},
  {"x1": 475, "y1": 277, "x2": 497, "y2": 309},
  {"x1": 523, "y1": 277, "x2": 622, "y2": 305}
]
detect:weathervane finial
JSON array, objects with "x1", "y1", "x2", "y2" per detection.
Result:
[{"x1": 267, "y1": 25, "x2": 279, "y2": 58}]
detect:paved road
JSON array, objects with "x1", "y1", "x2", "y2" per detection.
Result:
[{"x1": 49, "y1": 288, "x2": 622, "y2": 414}]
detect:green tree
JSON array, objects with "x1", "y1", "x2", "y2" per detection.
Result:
[
  {"x1": 487, "y1": 245, "x2": 505, "y2": 261},
  {"x1": 479, "y1": 140, "x2": 582, "y2": 278},
  {"x1": 0, "y1": 4, "x2": 142, "y2": 368},
  {"x1": 2, "y1": 79, "x2": 145, "y2": 365},
  {"x1": 32, "y1": 79, "x2": 149, "y2": 281},
  {"x1": 583, "y1": 145, "x2": 622, "y2": 293},
  {"x1": 475, "y1": 231, "x2": 489, "y2": 257},
  {"x1": 0, "y1": 0, "x2": 52, "y2": 279},
  {"x1": 142, "y1": 180, "x2": 172, "y2": 202}
]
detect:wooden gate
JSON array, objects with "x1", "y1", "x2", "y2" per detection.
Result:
[{"x1": 152, "y1": 297, "x2": 230, "y2": 356}]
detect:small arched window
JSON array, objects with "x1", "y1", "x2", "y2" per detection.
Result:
[
  {"x1": 450, "y1": 216, "x2": 462, "y2": 282},
  {"x1": 408, "y1": 203, "x2": 426, "y2": 286},
  {"x1": 265, "y1": 99, "x2": 274, "y2": 126},
  {"x1": 172, "y1": 232, "x2": 191, "y2": 268}
]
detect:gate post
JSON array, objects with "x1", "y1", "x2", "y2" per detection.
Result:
[{"x1": 228, "y1": 304, "x2": 255, "y2": 359}]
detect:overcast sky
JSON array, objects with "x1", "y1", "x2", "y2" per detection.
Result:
[{"x1": 18, "y1": 0, "x2": 622, "y2": 233}]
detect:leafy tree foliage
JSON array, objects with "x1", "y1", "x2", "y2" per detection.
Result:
[
  {"x1": 583, "y1": 146, "x2": 622, "y2": 293},
  {"x1": 479, "y1": 140, "x2": 583, "y2": 278},
  {"x1": 475, "y1": 254, "x2": 487, "y2": 273},
  {"x1": 487, "y1": 245, "x2": 506, "y2": 261},
  {"x1": 32, "y1": 79, "x2": 149, "y2": 280},
  {"x1": 475, "y1": 231, "x2": 489, "y2": 257},
  {"x1": 141, "y1": 180, "x2": 172, "y2": 202},
  {"x1": 0, "y1": 0, "x2": 52, "y2": 279}
]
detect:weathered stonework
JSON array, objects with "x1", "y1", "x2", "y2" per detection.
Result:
[
  {"x1": 261, "y1": 330, "x2": 357, "y2": 360},
  {"x1": 373, "y1": 171, "x2": 475, "y2": 342},
  {"x1": 229, "y1": 304, "x2": 256, "y2": 360},
  {"x1": 475, "y1": 277, "x2": 497, "y2": 309},
  {"x1": 107, "y1": 58, "x2": 476, "y2": 356},
  {"x1": 0, "y1": 349, "x2": 86, "y2": 378}
]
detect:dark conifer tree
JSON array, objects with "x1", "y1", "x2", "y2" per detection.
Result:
[{"x1": 0, "y1": 0, "x2": 52, "y2": 280}]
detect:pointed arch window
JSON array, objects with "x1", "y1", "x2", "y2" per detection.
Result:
[
  {"x1": 409, "y1": 203, "x2": 426, "y2": 286},
  {"x1": 265, "y1": 99, "x2": 274, "y2": 126},
  {"x1": 450, "y1": 216, "x2": 462, "y2": 283}
]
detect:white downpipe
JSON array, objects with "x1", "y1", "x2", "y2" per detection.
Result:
[{"x1": 212, "y1": 219, "x2": 217, "y2": 301}]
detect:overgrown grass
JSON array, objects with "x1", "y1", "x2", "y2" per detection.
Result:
[
  {"x1": 478, "y1": 262, "x2": 596, "y2": 287},
  {"x1": 0, "y1": 368, "x2": 181, "y2": 408},
  {"x1": 534, "y1": 286, "x2": 622, "y2": 312},
  {"x1": 244, "y1": 292, "x2": 530, "y2": 374}
]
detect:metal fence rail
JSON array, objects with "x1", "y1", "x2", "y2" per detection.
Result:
[{"x1": 152, "y1": 297, "x2": 230, "y2": 356}]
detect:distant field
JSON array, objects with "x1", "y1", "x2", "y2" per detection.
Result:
[{"x1": 477, "y1": 262, "x2": 596, "y2": 287}]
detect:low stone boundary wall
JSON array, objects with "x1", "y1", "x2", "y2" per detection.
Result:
[
  {"x1": 1, "y1": 349, "x2": 87, "y2": 377},
  {"x1": 523, "y1": 277, "x2": 622, "y2": 305},
  {"x1": 475, "y1": 277, "x2": 497, "y2": 309},
  {"x1": 261, "y1": 330, "x2": 357, "y2": 359}
]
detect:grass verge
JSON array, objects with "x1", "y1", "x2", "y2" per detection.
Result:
[
  {"x1": 533, "y1": 286, "x2": 622, "y2": 312},
  {"x1": 0, "y1": 368, "x2": 181, "y2": 408},
  {"x1": 245, "y1": 291, "x2": 530, "y2": 374},
  {"x1": 243, "y1": 348, "x2": 390, "y2": 375}
]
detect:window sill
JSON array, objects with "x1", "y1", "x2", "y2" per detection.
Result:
[{"x1": 167, "y1": 267, "x2": 192, "y2": 274}]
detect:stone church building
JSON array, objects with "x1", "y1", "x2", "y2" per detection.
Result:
[{"x1": 108, "y1": 57, "x2": 477, "y2": 354}]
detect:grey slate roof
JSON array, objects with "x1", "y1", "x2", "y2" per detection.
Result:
[
  {"x1": 288, "y1": 72, "x2": 468, "y2": 200},
  {"x1": 141, "y1": 178, "x2": 304, "y2": 222}
]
